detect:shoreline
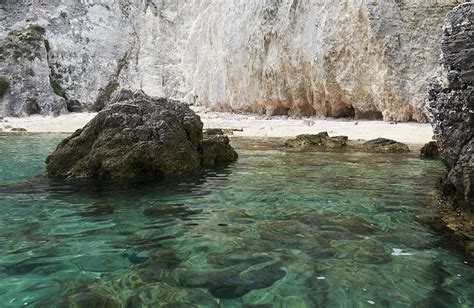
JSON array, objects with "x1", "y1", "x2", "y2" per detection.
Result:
[{"x1": 0, "y1": 108, "x2": 434, "y2": 145}]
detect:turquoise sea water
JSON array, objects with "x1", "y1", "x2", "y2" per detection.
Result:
[{"x1": 0, "y1": 133, "x2": 472, "y2": 307}]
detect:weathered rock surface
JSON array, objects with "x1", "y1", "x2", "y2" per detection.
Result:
[
  {"x1": 361, "y1": 138, "x2": 410, "y2": 153},
  {"x1": 0, "y1": 0, "x2": 466, "y2": 120},
  {"x1": 285, "y1": 132, "x2": 410, "y2": 153},
  {"x1": 285, "y1": 132, "x2": 348, "y2": 149},
  {"x1": 428, "y1": 3, "x2": 474, "y2": 210},
  {"x1": 45, "y1": 91, "x2": 237, "y2": 179},
  {"x1": 0, "y1": 25, "x2": 67, "y2": 116}
]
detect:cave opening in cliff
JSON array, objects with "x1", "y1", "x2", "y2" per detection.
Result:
[
  {"x1": 355, "y1": 110, "x2": 384, "y2": 120},
  {"x1": 337, "y1": 105, "x2": 356, "y2": 119}
]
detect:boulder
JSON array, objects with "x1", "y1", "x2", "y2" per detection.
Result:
[
  {"x1": 201, "y1": 134, "x2": 238, "y2": 166},
  {"x1": 46, "y1": 91, "x2": 238, "y2": 179},
  {"x1": 420, "y1": 141, "x2": 439, "y2": 159},
  {"x1": 428, "y1": 3, "x2": 473, "y2": 210},
  {"x1": 362, "y1": 138, "x2": 410, "y2": 153}
]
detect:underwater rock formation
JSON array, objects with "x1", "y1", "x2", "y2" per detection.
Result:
[
  {"x1": 428, "y1": 3, "x2": 473, "y2": 210},
  {"x1": 45, "y1": 90, "x2": 237, "y2": 179},
  {"x1": 0, "y1": 0, "x2": 465, "y2": 120}
]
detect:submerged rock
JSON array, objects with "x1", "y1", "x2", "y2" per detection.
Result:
[
  {"x1": 361, "y1": 138, "x2": 410, "y2": 153},
  {"x1": 420, "y1": 141, "x2": 440, "y2": 159},
  {"x1": 66, "y1": 288, "x2": 119, "y2": 308},
  {"x1": 46, "y1": 91, "x2": 238, "y2": 179},
  {"x1": 177, "y1": 262, "x2": 286, "y2": 299},
  {"x1": 428, "y1": 3, "x2": 473, "y2": 210}
]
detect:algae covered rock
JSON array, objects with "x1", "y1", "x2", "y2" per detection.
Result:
[
  {"x1": 285, "y1": 132, "x2": 348, "y2": 149},
  {"x1": 285, "y1": 133, "x2": 410, "y2": 153},
  {"x1": 46, "y1": 91, "x2": 237, "y2": 179},
  {"x1": 362, "y1": 138, "x2": 410, "y2": 153},
  {"x1": 428, "y1": 3, "x2": 474, "y2": 210}
]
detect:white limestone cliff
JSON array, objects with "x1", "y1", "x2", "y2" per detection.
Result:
[{"x1": 0, "y1": 0, "x2": 467, "y2": 121}]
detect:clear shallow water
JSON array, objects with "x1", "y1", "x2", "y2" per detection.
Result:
[{"x1": 0, "y1": 134, "x2": 472, "y2": 307}]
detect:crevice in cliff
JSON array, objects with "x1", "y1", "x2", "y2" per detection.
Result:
[{"x1": 44, "y1": 38, "x2": 66, "y2": 101}]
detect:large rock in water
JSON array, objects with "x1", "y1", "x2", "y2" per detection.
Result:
[
  {"x1": 45, "y1": 91, "x2": 237, "y2": 179},
  {"x1": 428, "y1": 3, "x2": 473, "y2": 210}
]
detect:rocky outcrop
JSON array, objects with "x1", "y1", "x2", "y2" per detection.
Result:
[
  {"x1": 45, "y1": 91, "x2": 237, "y2": 179},
  {"x1": 0, "y1": 0, "x2": 465, "y2": 120},
  {"x1": 428, "y1": 3, "x2": 473, "y2": 210},
  {"x1": 420, "y1": 141, "x2": 440, "y2": 159},
  {"x1": 361, "y1": 138, "x2": 410, "y2": 153},
  {"x1": 285, "y1": 132, "x2": 409, "y2": 153},
  {"x1": 285, "y1": 132, "x2": 348, "y2": 149}
]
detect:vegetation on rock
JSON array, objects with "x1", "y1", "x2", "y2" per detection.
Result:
[
  {"x1": 0, "y1": 25, "x2": 45, "y2": 61},
  {"x1": 50, "y1": 79, "x2": 66, "y2": 98},
  {"x1": 93, "y1": 82, "x2": 119, "y2": 111},
  {"x1": 104, "y1": 82, "x2": 119, "y2": 100},
  {"x1": 428, "y1": 3, "x2": 473, "y2": 210},
  {"x1": 0, "y1": 76, "x2": 10, "y2": 97}
]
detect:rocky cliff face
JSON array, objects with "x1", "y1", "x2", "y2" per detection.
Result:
[
  {"x1": 428, "y1": 3, "x2": 473, "y2": 210},
  {"x1": 0, "y1": 0, "x2": 466, "y2": 120}
]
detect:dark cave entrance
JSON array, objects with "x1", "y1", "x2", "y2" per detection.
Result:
[{"x1": 337, "y1": 105, "x2": 355, "y2": 118}]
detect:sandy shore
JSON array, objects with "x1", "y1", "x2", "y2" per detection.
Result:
[{"x1": 0, "y1": 108, "x2": 434, "y2": 145}]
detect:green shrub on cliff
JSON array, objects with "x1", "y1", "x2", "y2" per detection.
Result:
[
  {"x1": 28, "y1": 24, "x2": 45, "y2": 34},
  {"x1": 51, "y1": 79, "x2": 66, "y2": 98},
  {"x1": 44, "y1": 39, "x2": 50, "y2": 52},
  {"x1": 0, "y1": 76, "x2": 10, "y2": 97},
  {"x1": 104, "y1": 82, "x2": 119, "y2": 101}
]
